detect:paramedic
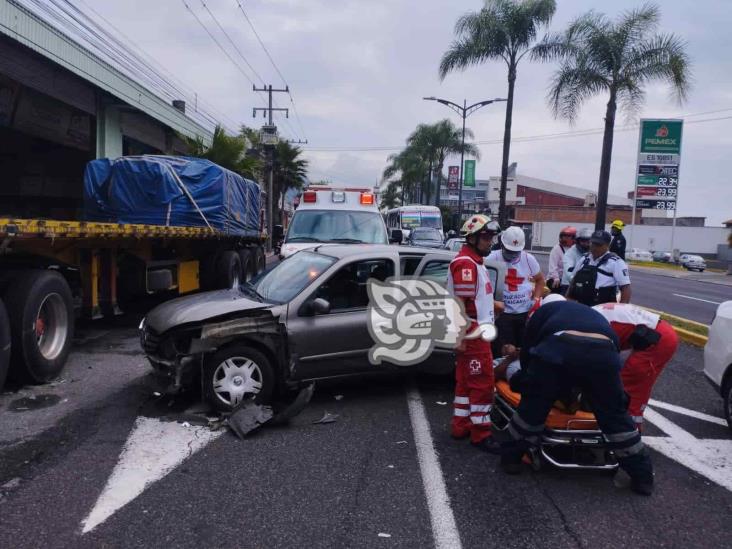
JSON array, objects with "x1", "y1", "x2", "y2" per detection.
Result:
[
  {"x1": 447, "y1": 215, "x2": 500, "y2": 444},
  {"x1": 593, "y1": 303, "x2": 679, "y2": 429},
  {"x1": 560, "y1": 227, "x2": 592, "y2": 295},
  {"x1": 547, "y1": 227, "x2": 576, "y2": 293},
  {"x1": 568, "y1": 230, "x2": 631, "y2": 306},
  {"x1": 487, "y1": 226, "x2": 545, "y2": 355},
  {"x1": 484, "y1": 296, "x2": 655, "y2": 496}
]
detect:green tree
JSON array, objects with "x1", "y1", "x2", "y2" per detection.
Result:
[
  {"x1": 382, "y1": 147, "x2": 428, "y2": 205},
  {"x1": 533, "y1": 3, "x2": 690, "y2": 229},
  {"x1": 440, "y1": 0, "x2": 556, "y2": 227},
  {"x1": 186, "y1": 124, "x2": 260, "y2": 179},
  {"x1": 408, "y1": 120, "x2": 479, "y2": 206},
  {"x1": 379, "y1": 182, "x2": 401, "y2": 210},
  {"x1": 272, "y1": 141, "x2": 308, "y2": 222}
]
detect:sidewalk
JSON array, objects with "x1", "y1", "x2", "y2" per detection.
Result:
[{"x1": 629, "y1": 264, "x2": 732, "y2": 287}]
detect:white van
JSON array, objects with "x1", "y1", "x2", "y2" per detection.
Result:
[{"x1": 280, "y1": 187, "x2": 392, "y2": 259}]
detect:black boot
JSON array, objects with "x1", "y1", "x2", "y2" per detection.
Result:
[{"x1": 619, "y1": 449, "x2": 654, "y2": 496}]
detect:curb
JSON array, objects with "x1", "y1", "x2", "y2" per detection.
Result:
[{"x1": 640, "y1": 306, "x2": 709, "y2": 348}]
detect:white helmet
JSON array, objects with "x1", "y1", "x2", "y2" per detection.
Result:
[
  {"x1": 501, "y1": 226, "x2": 525, "y2": 252},
  {"x1": 541, "y1": 294, "x2": 566, "y2": 306}
]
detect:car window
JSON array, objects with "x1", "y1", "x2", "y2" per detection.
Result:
[
  {"x1": 314, "y1": 258, "x2": 395, "y2": 311},
  {"x1": 400, "y1": 255, "x2": 423, "y2": 276},
  {"x1": 251, "y1": 251, "x2": 336, "y2": 303},
  {"x1": 419, "y1": 260, "x2": 450, "y2": 283}
]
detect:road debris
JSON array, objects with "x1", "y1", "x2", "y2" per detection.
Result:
[
  {"x1": 436, "y1": 401, "x2": 447, "y2": 406},
  {"x1": 334, "y1": 394, "x2": 344, "y2": 401},
  {"x1": 181, "y1": 422, "x2": 191, "y2": 428},
  {"x1": 270, "y1": 383, "x2": 315, "y2": 426},
  {"x1": 1, "y1": 478, "x2": 22, "y2": 490},
  {"x1": 153, "y1": 392, "x2": 162, "y2": 397},
  {"x1": 395, "y1": 440, "x2": 407, "y2": 445},
  {"x1": 378, "y1": 533, "x2": 392, "y2": 538},
  {"x1": 228, "y1": 402, "x2": 274, "y2": 438},
  {"x1": 312, "y1": 411, "x2": 339, "y2": 424},
  {"x1": 387, "y1": 465, "x2": 395, "y2": 469}
]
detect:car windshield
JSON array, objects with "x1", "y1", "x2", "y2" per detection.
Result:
[
  {"x1": 412, "y1": 228, "x2": 442, "y2": 241},
  {"x1": 286, "y1": 210, "x2": 387, "y2": 244},
  {"x1": 400, "y1": 211, "x2": 442, "y2": 230},
  {"x1": 248, "y1": 251, "x2": 336, "y2": 304}
]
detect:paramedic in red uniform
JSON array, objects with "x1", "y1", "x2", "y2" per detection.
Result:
[
  {"x1": 593, "y1": 303, "x2": 679, "y2": 429},
  {"x1": 447, "y1": 215, "x2": 501, "y2": 444}
]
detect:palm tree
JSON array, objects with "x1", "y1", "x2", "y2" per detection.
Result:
[
  {"x1": 272, "y1": 141, "x2": 308, "y2": 223},
  {"x1": 533, "y1": 3, "x2": 690, "y2": 229},
  {"x1": 186, "y1": 125, "x2": 260, "y2": 179},
  {"x1": 382, "y1": 148, "x2": 428, "y2": 205},
  {"x1": 439, "y1": 0, "x2": 556, "y2": 227},
  {"x1": 379, "y1": 182, "x2": 401, "y2": 211},
  {"x1": 407, "y1": 120, "x2": 480, "y2": 207}
]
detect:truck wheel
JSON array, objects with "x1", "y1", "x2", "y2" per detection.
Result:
[
  {"x1": 3, "y1": 270, "x2": 74, "y2": 383},
  {"x1": 202, "y1": 344, "x2": 275, "y2": 412},
  {"x1": 216, "y1": 251, "x2": 242, "y2": 289},
  {"x1": 255, "y1": 246, "x2": 266, "y2": 274},
  {"x1": 0, "y1": 298, "x2": 10, "y2": 391},
  {"x1": 237, "y1": 249, "x2": 253, "y2": 282}
]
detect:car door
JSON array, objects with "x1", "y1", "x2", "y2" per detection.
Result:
[{"x1": 287, "y1": 254, "x2": 397, "y2": 380}]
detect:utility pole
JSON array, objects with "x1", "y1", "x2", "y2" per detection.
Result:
[
  {"x1": 423, "y1": 96, "x2": 506, "y2": 229},
  {"x1": 253, "y1": 85, "x2": 289, "y2": 252}
]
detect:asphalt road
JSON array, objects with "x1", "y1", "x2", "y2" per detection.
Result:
[
  {"x1": 532, "y1": 252, "x2": 732, "y2": 323},
  {"x1": 0, "y1": 317, "x2": 730, "y2": 548}
]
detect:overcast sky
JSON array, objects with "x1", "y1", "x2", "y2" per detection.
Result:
[{"x1": 89, "y1": 0, "x2": 732, "y2": 225}]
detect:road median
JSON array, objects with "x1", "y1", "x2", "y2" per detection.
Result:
[{"x1": 641, "y1": 306, "x2": 709, "y2": 347}]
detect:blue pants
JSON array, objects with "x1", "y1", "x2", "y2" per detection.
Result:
[{"x1": 507, "y1": 334, "x2": 653, "y2": 482}]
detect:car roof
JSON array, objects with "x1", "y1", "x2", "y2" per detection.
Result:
[{"x1": 308, "y1": 244, "x2": 455, "y2": 259}]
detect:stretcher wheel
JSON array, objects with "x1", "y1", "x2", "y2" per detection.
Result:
[{"x1": 528, "y1": 448, "x2": 542, "y2": 472}]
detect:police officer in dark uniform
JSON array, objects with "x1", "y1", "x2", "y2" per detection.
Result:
[{"x1": 610, "y1": 220, "x2": 627, "y2": 260}]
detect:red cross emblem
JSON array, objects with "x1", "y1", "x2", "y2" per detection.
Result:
[{"x1": 505, "y1": 268, "x2": 525, "y2": 291}]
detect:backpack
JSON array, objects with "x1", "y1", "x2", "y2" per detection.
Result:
[{"x1": 570, "y1": 253, "x2": 617, "y2": 305}]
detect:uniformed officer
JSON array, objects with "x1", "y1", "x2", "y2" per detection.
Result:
[
  {"x1": 568, "y1": 230, "x2": 631, "y2": 306},
  {"x1": 610, "y1": 220, "x2": 627, "y2": 260}
]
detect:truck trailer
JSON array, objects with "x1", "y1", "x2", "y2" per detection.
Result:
[{"x1": 0, "y1": 155, "x2": 267, "y2": 390}]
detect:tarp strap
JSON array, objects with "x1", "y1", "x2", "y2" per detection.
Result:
[{"x1": 166, "y1": 164, "x2": 213, "y2": 231}]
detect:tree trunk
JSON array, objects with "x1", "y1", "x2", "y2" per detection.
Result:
[
  {"x1": 595, "y1": 90, "x2": 618, "y2": 230},
  {"x1": 425, "y1": 160, "x2": 433, "y2": 205},
  {"x1": 498, "y1": 64, "x2": 516, "y2": 228},
  {"x1": 435, "y1": 161, "x2": 444, "y2": 208}
]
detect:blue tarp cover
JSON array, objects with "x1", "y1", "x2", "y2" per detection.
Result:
[{"x1": 83, "y1": 156, "x2": 261, "y2": 237}]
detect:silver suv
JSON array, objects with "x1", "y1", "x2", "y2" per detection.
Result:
[{"x1": 141, "y1": 245, "x2": 505, "y2": 411}]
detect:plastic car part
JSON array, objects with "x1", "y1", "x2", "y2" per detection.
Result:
[{"x1": 227, "y1": 401, "x2": 274, "y2": 438}]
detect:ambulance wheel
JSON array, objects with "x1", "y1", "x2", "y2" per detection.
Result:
[
  {"x1": 3, "y1": 270, "x2": 74, "y2": 383},
  {"x1": 216, "y1": 251, "x2": 242, "y2": 289},
  {"x1": 0, "y1": 298, "x2": 10, "y2": 391},
  {"x1": 237, "y1": 249, "x2": 253, "y2": 283}
]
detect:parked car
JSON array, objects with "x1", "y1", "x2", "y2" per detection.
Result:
[
  {"x1": 443, "y1": 237, "x2": 465, "y2": 252},
  {"x1": 140, "y1": 245, "x2": 505, "y2": 411},
  {"x1": 683, "y1": 255, "x2": 706, "y2": 271},
  {"x1": 626, "y1": 248, "x2": 653, "y2": 261},
  {"x1": 703, "y1": 300, "x2": 732, "y2": 432},
  {"x1": 652, "y1": 251, "x2": 672, "y2": 263},
  {"x1": 678, "y1": 253, "x2": 693, "y2": 266},
  {"x1": 406, "y1": 227, "x2": 444, "y2": 249}
]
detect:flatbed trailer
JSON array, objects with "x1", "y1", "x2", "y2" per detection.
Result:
[{"x1": 0, "y1": 216, "x2": 267, "y2": 389}]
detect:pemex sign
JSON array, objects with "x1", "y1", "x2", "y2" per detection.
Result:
[{"x1": 634, "y1": 119, "x2": 683, "y2": 211}]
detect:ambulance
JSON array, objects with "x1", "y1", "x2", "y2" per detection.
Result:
[{"x1": 279, "y1": 187, "x2": 392, "y2": 259}]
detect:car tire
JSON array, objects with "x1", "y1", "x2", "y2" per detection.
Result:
[
  {"x1": 203, "y1": 344, "x2": 275, "y2": 412},
  {"x1": 723, "y1": 376, "x2": 732, "y2": 434},
  {"x1": 3, "y1": 270, "x2": 74, "y2": 383},
  {"x1": 237, "y1": 249, "x2": 253, "y2": 283},
  {"x1": 215, "y1": 251, "x2": 242, "y2": 289},
  {"x1": 0, "y1": 298, "x2": 10, "y2": 391}
]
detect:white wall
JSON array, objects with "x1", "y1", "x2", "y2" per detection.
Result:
[{"x1": 531, "y1": 221, "x2": 728, "y2": 255}]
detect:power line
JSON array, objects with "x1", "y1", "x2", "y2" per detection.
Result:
[{"x1": 233, "y1": 0, "x2": 309, "y2": 141}]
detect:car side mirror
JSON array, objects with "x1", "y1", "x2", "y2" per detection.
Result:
[
  {"x1": 389, "y1": 229, "x2": 403, "y2": 244},
  {"x1": 301, "y1": 297, "x2": 331, "y2": 316}
]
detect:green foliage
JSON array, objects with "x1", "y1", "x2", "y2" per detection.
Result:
[
  {"x1": 185, "y1": 124, "x2": 261, "y2": 180},
  {"x1": 379, "y1": 182, "x2": 401, "y2": 210},
  {"x1": 439, "y1": 205, "x2": 454, "y2": 232}
]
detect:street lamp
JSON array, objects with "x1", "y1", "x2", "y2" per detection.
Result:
[{"x1": 423, "y1": 96, "x2": 506, "y2": 227}]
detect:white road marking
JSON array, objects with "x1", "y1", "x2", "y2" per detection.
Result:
[
  {"x1": 672, "y1": 293, "x2": 722, "y2": 305},
  {"x1": 644, "y1": 407, "x2": 732, "y2": 493},
  {"x1": 406, "y1": 385, "x2": 462, "y2": 549},
  {"x1": 81, "y1": 417, "x2": 222, "y2": 533},
  {"x1": 648, "y1": 398, "x2": 728, "y2": 427}
]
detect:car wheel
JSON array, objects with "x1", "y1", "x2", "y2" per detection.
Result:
[
  {"x1": 0, "y1": 298, "x2": 10, "y2": 391},
  {"x1": 203, "y1": 345, "x2": 275, "y2": 412},
  {"x1": 216, "y1": 251, "x2": 242, "y2": 289},
  {"x1": 723, "y1": 376, "x2": 732, "y2": 434},
  {"x1": 3, "y1": 270, "x2": 74, "y2": 383}
]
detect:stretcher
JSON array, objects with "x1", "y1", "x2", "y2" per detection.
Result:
[{"x1": 491, "y1": 363, "x2": 619, "y2": 471}]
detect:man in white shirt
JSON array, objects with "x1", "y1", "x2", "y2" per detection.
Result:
[
  {"x1": 568, "y1": 230, "x2": 631, "y2": 306},
  {"x1": 561, "y1": 227, "x2": 592, "y2": 293},
  {"x1": 547, "y1": 226, "x2": 576, "y2": 293},
  {"x1": 487, "y1": 226, "x2": 545, "y2": 354}
]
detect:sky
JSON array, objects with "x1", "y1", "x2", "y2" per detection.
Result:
[{"x1": 83, "y1": 0, "x2": 732, "y2": 225}]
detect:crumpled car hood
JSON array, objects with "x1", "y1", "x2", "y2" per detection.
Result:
[{"x1": 144, "y1": 289, "x2": 273, "y2": 333}]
